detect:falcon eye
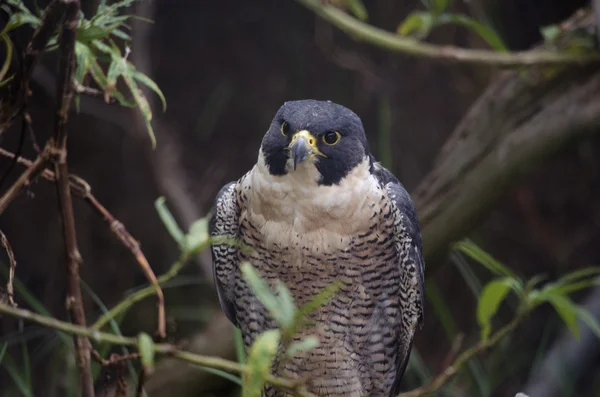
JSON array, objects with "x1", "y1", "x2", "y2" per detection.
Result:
[
  {"x1": 281, "y1": 121, "x2": 291, "y2": 136},
  {"x1": 322, "y1": 131, "x2": 341, "y2": 145}
]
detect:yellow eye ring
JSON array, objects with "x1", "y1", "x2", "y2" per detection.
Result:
[
  {"x1": 281, "y1": 121, "x2": 291, "y2": 136},
  {"x1": 322, "y1": 131, "x2": 341, "y2": 145}
]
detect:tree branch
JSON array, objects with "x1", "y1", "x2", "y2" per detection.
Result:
[
  {"x1": 295, "y1": 0, "x2": 600, "y2": 66},
  {"x1": 398, "y1": 309, "x2": 528, "y2": 397},
  {"x1": 415, "y1": 65, "x2": 600, "y2": 268},
  {"x1": 0, "y1": 301, "x2": 319, "y2": 397},
  {"x1": 0, "y1": 229, "x2": 17, "y2": 306},
  {"x1": 49, "y1": 1, "x2": 94, "y2": 396},
  {"x1": 0, "y1": 147, "x2": 50, "y2": 213},
  {"x1": 0, "y1": 147, "x2": 167, "y2": 337}
]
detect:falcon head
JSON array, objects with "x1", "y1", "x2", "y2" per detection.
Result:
[{"x1": 260, "y1": 100, "x2": 370, "y2": 186}]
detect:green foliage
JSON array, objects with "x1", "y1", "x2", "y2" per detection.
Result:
[
  {"x1": 243, "y1": 329, "x2": 281, "y2": 397},
  {"x1": 2, "y1": 0, "x2": 165, "y2": 147},
  {"x1": 398, "y1": 2, "x2": 506, "y2": 51},
  {"x1": 138, "y1": 332, "x2": 155, "y2": 374},
  {"x1": 476, "y1": 278, "x2": 517, "y2": 341},
  {"x1": 455, "y1": 239, "x2": 600, "y2": 344},
  {"x1": 0, "y1": 32, "x2": 13, "y2": 86},
  {"x1": 347, "y1": 0, "x2": 368, "y2": 22}
]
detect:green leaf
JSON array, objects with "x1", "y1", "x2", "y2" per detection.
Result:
[
  {"x1": 137, "y1": 332, "x2": 155, "y2": 374},
  {"x1": 292, "y1": 281, "x2": 341, "y2": 337},
  {"x1": 577, "y1": 306, "x2": 600, "y2": 340},
  {"x1": 131, "y1": 69, "x2": 167, "y2": 112},
  {"x1": 430, "y1": 0, "x2": 449, "y2": 14},
  {"x1": 548, "y1": 294, "x2": 580, "y2": 339},
  {"x1": 193, "y1": 365, "x2": 242, "y2": 386},
  {"x1": 234, "y1": 327, "x2": 246, "y2": 364},
  {"x1": 240, "y1": 263, "x2": 284, "y2": 326},
  {"x1": 555, "y1": 266, "x2": 600, "y2": 286},
  {"x1": 541, "y1": 24, "x2": 561, "y2": 44},
  {"x1": 397, "y1": 12, "x2": 434, "y2": 39},
  {"x1": 286, "y1": 336, "x2": 319, "y2": 358},
  {"x1": 437, "y1": 13, "x2": 507, "y2": 51},
  {"x1": 155, "y1": 197, "x2": 185, "y2": 245},
  {"x1": 453, "y1": 240, "x2": 519, "y2": 281},
  {"x1": 347, "y1": 0, "x2": 368, "y2": 21},
  {"x1": 477, "y1": 278, "x2": 515, "y2": 341},
  {"x1": 244, "y1": 329, "x2": 280, "y2": 397},
  {"x1": 0, "y1": 343, "x2": 7, "y2": 365},
  {"x1": 0, "y1": 32, "x2": 13, "y2": 84},
  {"x1": 185, "y1": 217, "x2": 210, "y2": 252},
  {"x1": 274, "y1": 281, "x2": 296, "y2": 329}
]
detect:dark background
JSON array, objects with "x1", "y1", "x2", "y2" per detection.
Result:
[{"x1": 1, "y1": 0, "x2": 599, "y2": 396}]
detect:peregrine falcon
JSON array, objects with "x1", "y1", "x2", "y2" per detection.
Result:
[{"x1": 210, "y1": 100, "x2": 425, "y2": 397}]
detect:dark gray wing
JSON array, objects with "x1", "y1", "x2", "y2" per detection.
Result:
[
  {"x1": 370, "y1": 159, "x2": 425, "y2": 396},
  {"x1": 209, "y1": 181, "x2": 241, "y2": 327}
]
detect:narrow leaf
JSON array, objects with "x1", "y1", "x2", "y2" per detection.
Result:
[
  {"x1": 437, "y1": 13, "x2": 507, "y2": 51},
  {"x1": 0, "y1": 342, "x2": 7, "y2": 365},
  {"x1": 0, "y1": 32, "x2": 13, "y2": 84},
  {"x1": 477, "y1": 278, "x2": 514, "y2": 341},
  {"x1": 154, "y1": 197, "x2": 185, "y2": 245},
  {"x1": 347, "y1": 0, "x2": 368, "y2": 21},
  {"x1": 275, "y1": 281, "x2": 296, "y2": 329},
  {"x1": 243, "y1": 329, "x2": 280, "y2": 397},
  {"x1": 186, "y1": 217, "x2": 210, "y2": 251},
  {"x1": 397, "y1": 12, "x2": 433, "y2": 39},
  {"x1": 287, "y1": 336, "x2": 319, "y2": 358},
  {"x1": 453, "y1": 240, "x2": 519, "y2": 281},
  {"x1": 240, "y1": 262, "x2": 284, "y2": 326},
  {"x1": 137, "y1": 332, "x2": 155, "y2": 374},
  {"x1": 548, "y1": 294, "x2": 580, "y2": 340},
  {"x1": 131, "y1": 69, "x2": 167, "y2": 111}
]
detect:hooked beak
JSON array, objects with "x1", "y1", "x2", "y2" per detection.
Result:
[{"x1": 289, "y1": 130, "x2": 319, "y2": 170}]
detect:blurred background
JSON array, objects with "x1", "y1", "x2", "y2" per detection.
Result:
[{"x1": 1, "y1": 0, "x2": 600, "y2": 396}]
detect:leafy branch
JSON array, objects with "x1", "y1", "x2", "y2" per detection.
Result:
[
  {"x1": 1, "y1": 0, "x2": 165, "y2": 145},
  {"x1": 295, "y1": 0, "x2": 600, "y2": 66}
]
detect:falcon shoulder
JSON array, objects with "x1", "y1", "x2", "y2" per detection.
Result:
[
  {"x1": 209, "y1": 181, "x2": 240, "y2": 327},
  {"x1": 370, "y1": 159, "x2": 425, "y2": 395}
]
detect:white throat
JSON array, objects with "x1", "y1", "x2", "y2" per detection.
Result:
[{"x1": 240, "y1": 150, "x2": 383, "y2": 238}]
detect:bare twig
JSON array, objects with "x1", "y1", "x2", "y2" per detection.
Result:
[
  {"x1": 84, "y1": 189, "x2": 166, "y2": 338},
  {"x1": 0, "y1": 302, "x2": 319, "y2": 397},
  {"x1": 0, "y1": 230, "x2": 17, "y2": 306},
  {"x1": 0, "y1": 147, "x2": 51, "y2": 214},
  {"x1": 49, "y1": 1, "x2": 94, "y2": 396},
  {"x1": 397, "y1": 310, "x2": 528, "y2": 397},
  {"x1": 92, "y1": 349, "x2": 141, "y2": 366},
  {"x1": 136, "y1": 367, "x2": 147, "y2": 397},
  {"x1": 296, "y1": 0, "x2": 600, "y2": 66},
  {"x1": 0, "y1": 147, "x2": 166, "y2": 338},
  {"x1": 73, "y1": 80, "x2": 115, "y2": 102}
]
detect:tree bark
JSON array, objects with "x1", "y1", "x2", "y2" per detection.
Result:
[{"x1": 415, "y1": 64, "x2": 600, "y2": 268}]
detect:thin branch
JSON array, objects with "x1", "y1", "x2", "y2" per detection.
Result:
[
  {"x1": 0, "y1": 147, "x2": 51, "y2": 214},
  {"x1": 0, "y1": 229, "x2": 17, "y2": 306},
  {"x1": 0, "y1": 301, "x2": 318, "y2": 397},
  {"x1": 398, "y1": 310, "x2": 528, "y2": 397},
  {"x1": 50, "y1": 1, "x2": 94, "y2": 396},
  {"x1": 295, "y1": 0, "x2": 600, "y2": 66},
  {"x1": 0, "y1": 147, "x2": 166, "y2": 337},
  {"x1": 92, "y1": 248, "x2": 189, "y2": 331},
  {"x1": 84, "y1": 189, "x2": 166, "y2": 338},
  {"x1": 92, "y1": 349, "x2": 140, "y2": 366}
]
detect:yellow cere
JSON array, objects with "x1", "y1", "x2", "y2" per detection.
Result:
[{"x1": 289, "y1": 130, "x2": 328, "y2": 158}]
